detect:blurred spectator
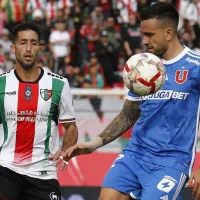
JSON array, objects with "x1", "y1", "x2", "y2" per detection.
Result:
[
  {"x1": 50, "y1": 8, "x2": 66, "y2": 31},
  {"x1": 38, "y1": 39, "x2": 54, "y2": 70},
  {"x1": 24, "y1": 0, "x2": 46, "y2": 21},
  {"x1": 32, "y1": 9, "x2": 49, "y2": 43},
  {"x1": 115, "y1": 0, "x2": 137, "y2": 23},
  {"x1": 98, "y1": 0, "x2": 112, "y2": 19},
  {"x1": 72, "y1": 4, "x2": 83, "y2": 31},
  {"x1": 180, "y1": 31, "x2": 195, "y2": 49},
  {"x1": 57, "y1": 0, "x2": 73, "y2": 9},
  {"x1": 0, "y1": 7, "x2": 8, "y2": 34},
  {"x1": 0, "y1": 28, "x2": 13, "y2": 58},
  {"x1": 37, "y1": 59, "x2": 52, "y2": 72},
  {"x1": 70, "y1": 4, "x2": 83, "y2": 67},
  {"x1": 91, "y1": 6, "x2": 104, "y2": 30},
  {"x1": 184, "y1": 0, "x2": 200, "y2": 47},
  {"x1": 45, "y1": 0, "x2": 58, "y2": 27},
  {"x1": 104, "y1": 17, "x2": 122, "y2": 71},
  {"x1": 84, "y1": 52, "x2": 104, "y2": 75},
  {"x1": 122, "y1": 14, "x2": 141, "y2": 59},
  {"x1": 71, "y1": 66, "x2": 85, "y2": 88},
  {"x1": 1, "y1": 0, "x2": 24, "y2": 32},
  {"x1": 63, "y1": 55, "x2": 74, "y2": 81},
  {"x1": 63, "y1": 7, "x2": 75, "y2": 33},
  {"x1": 82, "y1": 79, "x2": 92, "y2": 88},
  {"x1": 3, "y1": 51, "x2": 15, "y2": 71},
  {"x1": 84, "y1": 64, "x2": 104, "y2": 89},
  {"x1": 137, "y1": 0, "x2": 150, "y2": 14},
  {"x1": 80, "y1": 16, "x2": 98, "y2": 67},
  {"x1": 95, "y1": 30, "x2": 116, "y2": 87},
  {"x1": 49, "y1": 22, "x2": 71, "y2": 74}
]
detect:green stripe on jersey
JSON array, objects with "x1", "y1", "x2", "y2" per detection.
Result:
[
  {"x1": 44, "y1": 78, "x2": 64, "y2": 155},
  {"x1": 0, "y1": 76, "x2": 8, "y2": 152}
]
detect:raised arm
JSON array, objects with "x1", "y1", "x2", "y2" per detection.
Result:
[{"x1": 98, "y1": 99, "x2": 140, "y2": 145}]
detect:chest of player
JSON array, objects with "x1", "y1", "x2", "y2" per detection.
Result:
[
  {"x1": 141, "y1": 64, "x2": 199, "y2": 103},
  {"x1": 3, "y1": 83, "x2": 61, "y2": 124}
]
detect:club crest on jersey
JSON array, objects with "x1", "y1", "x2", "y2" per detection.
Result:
[
  {"x1": 40, "y1": 89, "x2": 52, "y2": 101},
  {"x1": 24, "y1": 86, "x2": 32, "y2": 100},
  {"x1": 175, "y1": 70, "x2": 188, "y2": 84}
]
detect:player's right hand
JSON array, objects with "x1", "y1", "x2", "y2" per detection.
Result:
[{"x1": 63, "y1": 142, "x2": 96, "y2": 161}]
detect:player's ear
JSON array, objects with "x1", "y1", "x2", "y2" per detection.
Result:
[
  {"x1": 165, "y1": 28, "x2": 173, "y2": 41},
  {"x1": 10, "y1": 44, "x2": 15, "y2": 54}
]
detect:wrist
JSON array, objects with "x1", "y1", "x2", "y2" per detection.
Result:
[{"x1": 90, "y1": 136, "x2": 103, "y2": 150}]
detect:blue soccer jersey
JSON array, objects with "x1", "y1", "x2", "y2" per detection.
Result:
[{"x1": 124, "y1": 47, "x2": 200, "y2": 176}]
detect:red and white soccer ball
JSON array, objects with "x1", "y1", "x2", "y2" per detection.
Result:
[{"x1": 123, "y1": 53, "x2": 166, "y2": 96}]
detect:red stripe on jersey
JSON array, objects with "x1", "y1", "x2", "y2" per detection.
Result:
[{"x1": 14, "y1": 83, "x2": 39, "y2": 164}]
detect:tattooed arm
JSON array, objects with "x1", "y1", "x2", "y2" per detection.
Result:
[
  {"x1": 64, "y1": 100, "x2": 141, "y2": 158},
  {"x1": 98, "y1": 99, "x2": 140, "y2": 145}
]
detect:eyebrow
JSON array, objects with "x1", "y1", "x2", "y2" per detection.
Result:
[
  {"x1": 20, "y1": 39, "x2": 38, "y2": 42},
  {"x1": 142, "y1": 32, "x2": 155, "y2": 36}
]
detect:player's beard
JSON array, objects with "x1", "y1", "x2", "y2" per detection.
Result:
[{"x1": 16, "y1": 54, "x2": 38, "y2": 71}]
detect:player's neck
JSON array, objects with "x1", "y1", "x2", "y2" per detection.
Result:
[
  {"x1": 15, "y1": 64, "x2": 42, "y2": 82},
  {"x1": 162, "y1": 40, "x2": 184, "y2": 61}
]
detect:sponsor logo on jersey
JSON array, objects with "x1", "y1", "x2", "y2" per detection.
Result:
[
  {"x1": 186, "y1": 57, "x2": 200, "y2": 66},
  {"x1": 160, "y1": 195, "x2": 168, "y2": 200},
  {"x1": 39, "y1": 171, "x2": 48, "y2": 176},
  {"x1": 175, "y1": 70, "x2": 188, "y2": 84},
  {"x1": 157, "y1": 175, "x2": 176, "y2": 193},
  {"x1": 24, "y1": 86, "x2": 32, "y2": 101},
  {"x1": 49, "y1": 192, "x2": 59, "y2": 200},
  {"x1": 142, "y1": 90, "x2": 189, "y2": 100},
  {"x1": 40, "y1": 89, "x2": 52, "y2": 101},
  {"x1": 5, "y1": 91, "x2": 16, "y2": 95}
]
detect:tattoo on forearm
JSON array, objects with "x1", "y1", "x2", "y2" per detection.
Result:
[{"x1": 99, "y1": 100, "x2": 140, "y2": 145}]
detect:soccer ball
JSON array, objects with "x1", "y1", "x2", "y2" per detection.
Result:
[{"x1": 123, "y1": 53, "x2": 166, "y2": 96}]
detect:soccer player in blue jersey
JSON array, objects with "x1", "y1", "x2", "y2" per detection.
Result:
[{"x1": 64, "y1": 2, "x2": 200, "y2": 200}]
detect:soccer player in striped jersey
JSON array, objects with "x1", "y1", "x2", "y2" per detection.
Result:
[
  {"x1": 64, "y1": 3, "x2": 200, "y2": 200},
  {"x1": 0, "y1": 22, "x2": 78, "y2": 200}
]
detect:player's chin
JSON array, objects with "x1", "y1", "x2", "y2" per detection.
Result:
[{"x1": 147, "y1": 48, "x2": 154, "y2": 53}]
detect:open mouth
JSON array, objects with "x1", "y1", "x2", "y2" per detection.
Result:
[{"x1": 24, "y1": 55, "x2": 33, "y2": 60}]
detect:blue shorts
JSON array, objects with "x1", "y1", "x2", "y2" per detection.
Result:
[{"x1": 102, "y1": 153, "x2": 188, "y2": 200}]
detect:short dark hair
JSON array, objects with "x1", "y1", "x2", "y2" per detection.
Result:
[
  {"x1": 11, "y1": 22, "x2": 41, "y2": 43},
  {"x1": 139, "y1": 2, "x2": 179, "y2": 31}
]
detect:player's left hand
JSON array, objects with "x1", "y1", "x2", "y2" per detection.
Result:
[
  {"x1": 187, "y1": 169, "x2": 200, "y2": 200},
  {"x1": 48, "y1": 150, "x2": 68, "y2": 171}
]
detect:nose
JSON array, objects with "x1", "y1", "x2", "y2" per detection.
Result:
[
  {"x1": 142, "y1": 36, "x2": 149, "y2": 46},
  {"x1": 26, "y1": 42, "x2": 31, "y2": 52}
]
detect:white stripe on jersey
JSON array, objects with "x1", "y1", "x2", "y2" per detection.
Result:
[
  {"x1": 0, "y1": 72, "x2": 18, "y2": 163},
  {"x1": 189, "y1": 98, "x2": 200, "y2": 175},
  {"x1": 172, "y1": 173, "x2": 187, "y2": 200},
  {"x1": 187, "y1": 52, "x2": 200, "y2": 59}
]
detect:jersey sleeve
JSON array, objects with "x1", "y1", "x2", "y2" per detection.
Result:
[
  {"x1": 126, "y1": 90, "x2": 143, "y2": 101},
  {"x1": 58, "y1": 79, "x2": 75, "y2": 123}
]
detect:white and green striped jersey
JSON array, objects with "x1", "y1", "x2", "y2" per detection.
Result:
[{"x1": 0, "y1": 68, "x2": 75, "y2": 180}]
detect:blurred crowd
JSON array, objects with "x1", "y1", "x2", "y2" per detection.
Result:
[{"x1": 0, "y1": 0, "x2": 200, "y2": 89}]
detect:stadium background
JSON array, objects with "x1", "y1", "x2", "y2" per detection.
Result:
[{"x1": 0, "y1": 0, "x2": 200, "y2": 199}]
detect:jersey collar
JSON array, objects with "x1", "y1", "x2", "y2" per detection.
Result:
[{"x1": 14, "y1": 67, "x2": 44, "y2": 83}]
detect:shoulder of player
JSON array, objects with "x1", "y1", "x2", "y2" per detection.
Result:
[
  {"x1": 0, "y1": 70, "x2": 12, "y2": 78},
  {"x1": 46, "y1": 71, "x2": 66, "y2": 81},
  {"x1": 186, "y1": 49, "x2": 200, "y2": 66}
]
